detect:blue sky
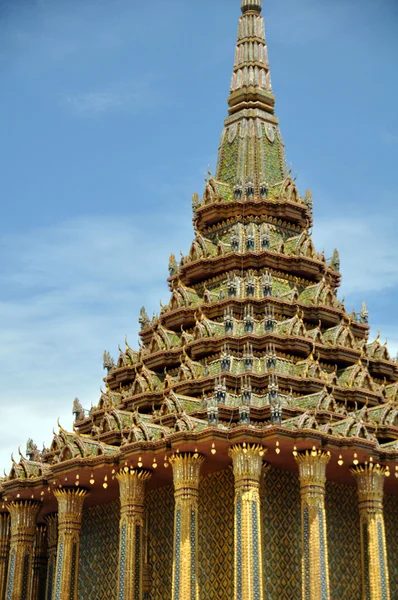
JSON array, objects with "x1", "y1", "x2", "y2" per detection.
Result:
[{"x1": 0, "y1": 0, "x2": 397, "y2": 471}]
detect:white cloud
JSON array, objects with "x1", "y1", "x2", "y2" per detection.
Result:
[
  {"x1": 61, "y1": 81, "x2": 152, "y2": 116},
  {"x1": 313, "y1": 212, "x2": 398, "y2": 297},
  {"x1": 0, "y1": 213, "x2": 191, "y2": 472}
]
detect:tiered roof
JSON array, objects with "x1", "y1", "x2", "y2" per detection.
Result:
[{"x1": 2, "y1": 0, "x2": 398, "y2": 505}]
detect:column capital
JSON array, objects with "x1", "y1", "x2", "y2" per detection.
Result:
[
  {"x1": 169, "y1": 452, "x2": 205, "y2": 494},
  {"x1": 7, "y1": 500, "x2": 41, "y2": 537},
  {"x1": 53, "y1": 488, "x2": 89, "y2": 528},
  {"x1": 295, "y1": 449, "x2": 330, "y2": 487},
  {"x1": 351, "y1": 463, "x2": 387, "y2": 508},
  {"x1": 229, "y1": 443, "x2": 266, "y2": 488},
  {"x1": 116, "y1": 468, "x2": 152, "y2": 512}
]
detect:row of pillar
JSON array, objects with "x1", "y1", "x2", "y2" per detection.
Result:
[{"x1": 0, "y1": 448, "x2": 392, "y2": 600}]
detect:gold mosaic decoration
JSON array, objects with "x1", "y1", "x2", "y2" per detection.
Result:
[
  {"x1": 147, "y1": 484, "x2": 174, "y2": 600},
  {"x1": 0, "y1": 514, "x2": 10, "y2": 600},
  {"x1": 352, "y1": 464, "x2": 390, "y2": 600},
  {"x1": 6, "y1": 500, "x2": 41, "y2": 600},
  {"x1": 325, "y1": 481, "x2": 361, "y2": 599},
  {"x1": 261, "y1": 467, "x2": 301, "y2": 600},
  {"x1": 384, "y1": 493, "x2": 398, "y2": 598},
  {"x1": 198, "y1": 469, "x2": 234, "y2": 600},
  {"x1": 69, "y1": 467, "x2": 397, "y2": 600},
  {"x1": 169, "y1": 453, "x2": 204, "y2": 600},
  {"x1": 295, "y1": 450, "x2": 331, "y2": 600},
  {"x1": 78, "y1": 500, "x2": 119, "y2": 600},
  {"x1": 230, "y1": 444, "x2": 266, "y2": 600},
  {"x1": 54, "y1": 488, "x2": 89, "y2": 600},
  {"x1": 116, "y1": 468, "x2": 152, "y2": 600}
]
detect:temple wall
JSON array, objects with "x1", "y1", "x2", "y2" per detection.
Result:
[
  {"x1": 147, "y1": 483, "x2": 174, "y2": 600},
  {"x1": 198, "y1": 469, "x2": 234, "y2": 600},
  {"x1": 75, "y1": 469, "x2": 397, "y2": 599},
  {"x1": 261, "y1": 467, "x2": 302, "y2": 599},
  {"x1": 78, "y1": 500, "x2": 119, "y2": 600},
  {"x1": 385, "y1": 493, "x2": 398, "y2": 597},
  {"x1": 326, "y1": 481, "x2": 361, "y2": 599}
]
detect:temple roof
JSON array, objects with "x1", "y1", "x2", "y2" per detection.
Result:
[{"x1": 2, "y1": 0, "x2": 398, "y2": 501}]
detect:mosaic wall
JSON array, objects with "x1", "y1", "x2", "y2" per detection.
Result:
[
  {"x1": 326, "y1": 481, "x2": 361, "y2": 600},
  {"x1": 75, "y1": 469, "x2": 398, "y2": 599},
  {"x1": 384, "y1": 493, "x2": 398, "y2": 598},
  {"x1": 198, "y1": 469, "x2": 234, "y2": 600},
  {"x1": 262, "y1": 466, "x2": 302, "y2": 600},
  {"x1": 147, "y1": 484, "x2": 174, "y2": 600},
  {"x1": 78, "y1": 500, "x2": 119, "y2": 600}
]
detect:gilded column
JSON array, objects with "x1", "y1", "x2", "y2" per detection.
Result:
[
  {"x1": 169, "y1": 452, "x2": 205, "y2": 600},
  {"x1": 31, "y1": 524, "x2": 48, "y2": 600},
  {"x1": 44, "y1": 514, "x2": 58, "y2": 600},
  {"x1": 53, "y1": 488, "x2": 89, "y2": 600},
  {"x1": 295, "y1": 450, "x2": 331, "y2": 600},
  {"x1": 116, "y1": 468, "x2": 152, "y2": 600},
  {"x1": 0, "y1": 514, "x2": 10, "y2": 600},
  {"x1": 5, "y1": 500, "x2": 41, "y2": 600},
  {"x1": 229, "y1": 443, "x2": 266, "y2": 600},
  {"x1": 351, "y1": 464, "x2": 390, "y2": 600}
]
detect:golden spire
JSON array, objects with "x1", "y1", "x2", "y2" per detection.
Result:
[{"x1": 216, "y1": 0, "x2": 287, "y2": 193}]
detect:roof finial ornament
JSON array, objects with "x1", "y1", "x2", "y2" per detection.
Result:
[{"x1": 241, "y1": 0, "x2": 262, "y2": 14}]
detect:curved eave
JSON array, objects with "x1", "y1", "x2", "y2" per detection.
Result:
[
  {"x1": 194, "y1": 198, "x2": 312, "y2": 231},
  {"x1": 3, "y1": 430, "x2": 398, "y2": 504},
  {"x1": 172, "y1": 252, "x2": 340, "y2": 288},
  {"x1": 145, "y1": 299, "x2": 367, "y2": 343}
]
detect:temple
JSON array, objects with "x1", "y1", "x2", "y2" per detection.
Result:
[{"x1": 1, "y1": 1, "x2": 398, "y2": 599}]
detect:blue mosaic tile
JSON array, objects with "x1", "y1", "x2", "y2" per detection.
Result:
[
  {"x1": 54, "y1": 540, "x2": 64, "y2": 600},
  {"x1": 318, "y1": 507, "x2": 328, "y2": 600},
  {"x1": 303, "y1": 507, "x2": 310, "y2": 600},
  {"x1": 174, "y1": 509, "x2": 181, "y2": 600},
  {"x1": 134, "y1": 524, "x2": 141, "y2": 600},
  {"x1": 190, "y1": 510, "x2": 196, "y2": 600},
  {"x1": 252, "y1": 501, "x2": 261, "y2": 600},
  {"x1": 236, "y1": 498, "x2": 242, "y2": 600},
  {"x1": 6, "y1": 550, "x2": 16, "y2": 600},
  {"x1": 118, "y1": 524, "x2": 127, "y2": 600},
  {"x1": 21, "y1": 553, "x2": 30, "y2": 598},
  {"x1": 46, "y1": 561, "x2": 55, "y2": 600},
  {"x1": 70, "y1": 543, "x2": 77, "y2": 600},
  {"x1": 362, "y1": 522, "x2": 371, "y2": 600},
  {"x1": 378, "y1": 521, "x2": 388, "y2": 600}
]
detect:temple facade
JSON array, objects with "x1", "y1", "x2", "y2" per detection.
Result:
[{"x1": 1, "y1": 1, "x2": 398, "y2": 599}]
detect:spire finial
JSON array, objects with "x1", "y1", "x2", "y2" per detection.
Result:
[{"x1": 241, "y1": 0, "x2": 262, "y2": 13}]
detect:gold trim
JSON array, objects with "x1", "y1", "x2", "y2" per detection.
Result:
[
  {"x1": 31, "y1": 524, "x2": 47, "y2": 600},
  {"x1": 352, "y1": 464, "x2": 390, "y2": 600},
  {"x1": 44, "y1": 514, "x2": 58, "y2": 600},
  {"x1": 295, "y1": 450, "x2": 331, "y2": 600},
  {"x1": 0, "y1": 514, "x2": 10, "y2": 600},
  {"x1": 169, "y1": 453, "x2": 205, "y2": 600},
  {"x1": 53, "y1": 488, "x2": 89, "y2": 600},
  {"x1": 229, "y1": 444, "x2": 266, "y2": 600},
  {"x1": 5, "y1": 500, "x2": 41, "y2": 600},
  {"x1": 116, "y1": 468, "x2": 152, "y2": 599}
]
